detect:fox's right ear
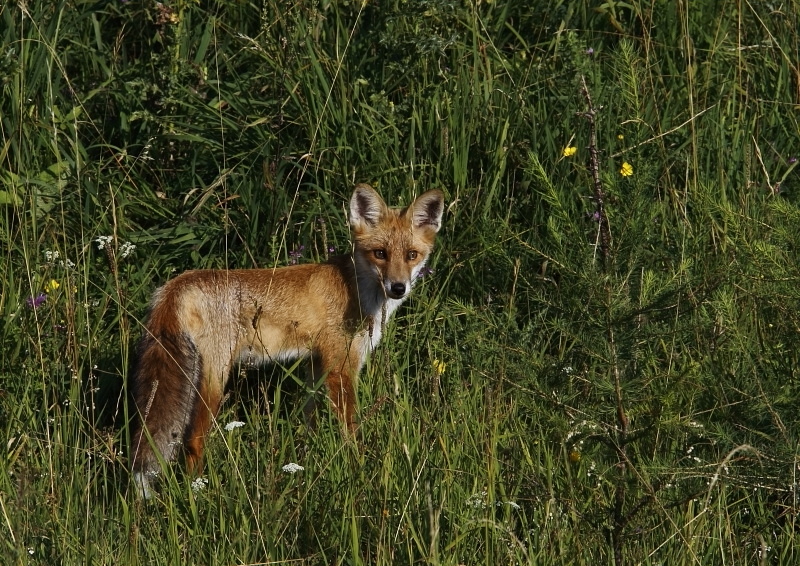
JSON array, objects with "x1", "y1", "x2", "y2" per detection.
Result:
[{"x1": 350, "y1": 183, "x2": 387, "y2": 228}]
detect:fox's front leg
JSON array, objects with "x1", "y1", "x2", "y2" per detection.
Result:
[
  {"x1": 324, "y1": 369, "x2": 357, "y2": 433},
  {"x1": 311, "y1": 336, "x2": 363, "y2": 432}
]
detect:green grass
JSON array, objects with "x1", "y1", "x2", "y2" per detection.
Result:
[{"x1": 2, "y1": 0, "x2": 800, "y2": 564}]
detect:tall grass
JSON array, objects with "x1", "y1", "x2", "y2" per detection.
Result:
[{"x1": 2, "y1": 0, "x2": 799, "y2": 564}]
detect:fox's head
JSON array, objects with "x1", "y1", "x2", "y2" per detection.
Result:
[{"x1": 349, "y1": 183, "x2": 444, "y2": 302}]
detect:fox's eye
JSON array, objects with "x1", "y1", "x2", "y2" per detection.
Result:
[
  {"x1": 374, "y1": 249, "x2": 387, "y2": 260},
  {"x1": 407, "y1": 250, "x2": 418, "y2": 261}
]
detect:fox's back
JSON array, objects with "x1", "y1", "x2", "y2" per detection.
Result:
[{"x1": 157, "y1": 258, "x2": 355, "y2": 324}]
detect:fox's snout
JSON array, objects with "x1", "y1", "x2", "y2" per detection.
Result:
[{"x1": 387, "y1": 281, "x2": 407, "y2": 299}]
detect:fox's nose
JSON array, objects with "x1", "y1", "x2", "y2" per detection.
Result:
[{"x1": 390, "y1": 282, "x2": 406, "y2": 297}]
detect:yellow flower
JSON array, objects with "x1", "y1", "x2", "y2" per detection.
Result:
[
  {"x1": 562, "y1": 146, "x2": 577, "y2": 157},
  {"x1": 44, "y1": 279, "x2": 60, "y2": 293},
  {"x1": 569, "y1": 450, "x2": 582, "y2": 463},
  {"x1": 617, "y1": 134, "x2": 624, "y2": 140},
  {"x1": 620, "y1": 162, "x2": 633, "y2": 177},
  {"x1": 432, "y1": 359, "x2": 446, "y2": 376}
]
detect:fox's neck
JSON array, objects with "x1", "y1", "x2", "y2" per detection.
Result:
[
  {"x1": 336, "y1": 254, "x2": 403, "y2": 349},
  {"x1": 355, "y1": 270, "x2": 405, "y2": 322}
]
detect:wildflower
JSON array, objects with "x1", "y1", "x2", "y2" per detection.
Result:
[
  {"x1": 224, "y1": 420, "x2": 245, "y2": 431},
  {"x1": 789, "y1": 157, "x2": 798, "y2": 164},
  {"x1": 617, "y1": 134, "x2": 624, "y2": 140},
  {"x1": 586, "y1": 47, "x2": 594, "y2": 56},
  {"x1": 120, "y1": 241, "x2": 136, "y2": 258},
  {"x1": 432, "y1": 359, "x2": 446, "y2": 376},
  {"x1": 562, "y1": 146, "x2": 577, "y2": 157},
  {"x1": 569, "y1": 450, "x2": 582, "y2": 463},
  {"x1": 44, "y1": 279, "x2": 60, "y2": 293},
  {"x1": 44, "y1": 250, "x2": 60, "y2": 263},
  {"x1": 620, "y1": 162, "x2": 633, "y2": 177},
  {"x1": 288, "y1": 245, "x2": 305, "y2": 265},
  {"x1": 191, "y1": 477, "x2": 208, "y2": 492},
  {"x1": 95, "y1": 235, "x2": 112, "y2": 250},
  {"x1": 466, "y1": 490, "x2": 488, "y2": 509},
  {"x1": 282, "y1": 462, "x2": 304, "y2": 474},
  {"x1": 417, "y1": 266, "x2": 433, "y2": 279},
  {"x1": 26, "y1": 293, "x2": 47, "y2": 309}
]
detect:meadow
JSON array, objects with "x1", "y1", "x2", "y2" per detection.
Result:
[{"x1": 2, "y1": 0, "x2": 799, "y2": 564}]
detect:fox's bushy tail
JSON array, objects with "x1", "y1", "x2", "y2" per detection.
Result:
[{"x1": 130, "y1": 287, "x2": 200, "y2": 496}]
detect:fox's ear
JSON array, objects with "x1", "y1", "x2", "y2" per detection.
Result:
[
  {"x1": 350, "y1": 183, "x2": 388, "y2": 228},
  {"x1": 409, "y1": 189, "x2": 444, "y2": 232}
]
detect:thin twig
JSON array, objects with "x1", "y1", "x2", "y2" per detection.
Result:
[{"x1": 579, "y1": 75, "x2": 611, "y2": 264}]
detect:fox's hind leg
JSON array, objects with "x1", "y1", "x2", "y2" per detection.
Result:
[{"x1": 184, "y1": 365, "x2": 225, "y2": 473}]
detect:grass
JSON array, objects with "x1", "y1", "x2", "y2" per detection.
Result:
[{"x1": 2, "y1": 0, "x2": 800, "y2": 564}]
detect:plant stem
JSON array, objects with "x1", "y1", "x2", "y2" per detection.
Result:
[{"x1": 580, "y1": 75, "x2": 611, "y2": 265}]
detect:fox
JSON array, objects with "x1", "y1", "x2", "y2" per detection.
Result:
[{"x1": 130, "y1": 183, "x2": 444, "y2": 497}]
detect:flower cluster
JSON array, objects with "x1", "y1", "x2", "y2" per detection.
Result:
[
  {"x1": 25, "y1": 279, "x2": 64, "y2": 310},
  {"x1": 44, "y1": 249, "x2": 75, "y2": 269},
  {"x1": 289, "y1": 245, "x2": 305, "y2": 265},
  {"x1": 26, "y1": 293, "x2": 47, "y2": 309},
  {"x1": 95, "y1": 235, "x2": 113, "y2": 250},
  {"x1": 95, "y1": 235, "x2": 137, "y2": 258},
  {"x1": 282, "y1": 462, "x2": 304, "y2": 474},
  {"x1": 224, "y1": 420, "x2": 245, "y2": 431},
  {"x1": 120, "y1": 241, "x2": 136, "y2": 258}
]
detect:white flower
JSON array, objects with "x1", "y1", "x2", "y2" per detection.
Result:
[
  {"x1": 191, "y1": 477, "x2": 208, "y2": 492},
  {"x1": 225, "y1": 420, "x2": 245, "y2": 431},
  {"x1": 282, "y1": 462, "x2": 304, "y2": 474},
  {"x1": 120, "y1": 241, "x2": 136, "y2": 258},
  {"x1": 466, "y1": 490, "x2": 488, "y2": 509},
  {"x1": 95, "y1": 235, "x2": 113, "y2": 250}
]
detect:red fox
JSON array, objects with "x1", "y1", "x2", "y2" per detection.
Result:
[{"x1": 130, "y1": 183, "x2": 444, "y2": 497}]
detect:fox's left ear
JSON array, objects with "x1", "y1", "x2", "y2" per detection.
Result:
[{"x1": 409, "y1": 190, "x2": 445, "y2": 233}]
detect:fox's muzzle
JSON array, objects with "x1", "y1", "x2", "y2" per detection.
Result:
[{"x1": 388, "y1": 282, "x2": 407, "y2": 299}]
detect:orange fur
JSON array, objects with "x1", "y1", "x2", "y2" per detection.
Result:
[{"x1": 130, "y1": 184, "x2": 444, "y2": 497}]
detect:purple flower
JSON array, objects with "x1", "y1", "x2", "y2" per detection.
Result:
[
  {"x1": 417, "y1": 266, "x2": 434, "y2": 279},
  {"x1": 586, "y1": 47, "x2": 594, "y2": 56},
  {"x1": 789, "y1": 157, "x2": 797, "y2": 164},
  {"x1": 591, "y1": 211, "x2": 601, "y2": 222},
  {"x1": 26, "y1": 293, "x2": 47, "y2": 309},
  {"x1": 328, "y1": 246, "x2": 336, "y2": 253},
  {"x1": 289, "y1": 245, "x2": 305, "y2": 264}
]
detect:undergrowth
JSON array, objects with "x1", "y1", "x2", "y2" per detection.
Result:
[{"x1": 1, "y1": 0, "x2": 799, "y2": 564}]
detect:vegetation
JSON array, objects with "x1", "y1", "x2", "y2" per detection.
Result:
[{"x1": 2, "y1": 0, "x2": 799, "y2": 563}]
